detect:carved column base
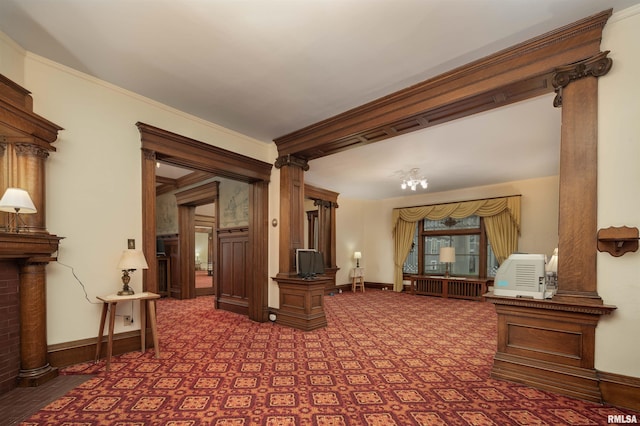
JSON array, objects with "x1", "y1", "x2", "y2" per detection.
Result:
[
  {"x1": 485, "y1": 293, "x2": 615, "y2": 402},
  {"x1": 17, "y1": 364, "x2": 58, "y2": 387},
  {"x1": 273, "y1": 276, "x2": 330, "y2": 331}
]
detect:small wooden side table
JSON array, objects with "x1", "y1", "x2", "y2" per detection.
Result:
[
  {"x1": 95, "y1": 292, "x2": 160, "y2": 371},
  {"x1": 351, "y1": 267, "x2": 365, "y2": 292}
]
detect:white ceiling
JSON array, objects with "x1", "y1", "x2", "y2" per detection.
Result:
[{"x1": 1, "y1": 0, "x2": 638, "y2": 199}]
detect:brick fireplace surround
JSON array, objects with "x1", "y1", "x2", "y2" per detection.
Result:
[{"x1": 0, "y1": 260, "x2": 20, "y2": 394}]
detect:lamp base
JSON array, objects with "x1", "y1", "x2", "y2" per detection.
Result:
[
  {"x1": 118, "y1": 271, "x2": 135, "y2": 295},
  {"x1": 118, "y1": 285, "x2": 135, "y2": 296}
]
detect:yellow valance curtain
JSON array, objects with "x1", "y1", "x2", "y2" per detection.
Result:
[{"x1": 391, "y1": 196, "x2": 521, "y2": 291}]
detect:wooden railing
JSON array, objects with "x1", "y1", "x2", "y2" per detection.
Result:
[{"x1": 408, "y1": 275, "x2": 493, "y2": 301}]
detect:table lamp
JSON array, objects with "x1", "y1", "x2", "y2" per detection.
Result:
[
  {"x1": 439, "y1": 247, "x2": 456, "y2": 277},
  {"x1": 117, "y1": 249, "x2": 149, "y2": 295},
  {"x1": 354, "y1": 251, "x2": 362, "y2": 268},
  {"x1": 0, "y1": 187, "x2": 37, "y2": 233}
]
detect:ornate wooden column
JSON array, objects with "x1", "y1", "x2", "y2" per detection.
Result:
[
  {"x1": 0, "y1": 74, "x2": 63, "y2": 388},
  {"x1": 275, "y1": 155, "x2": 308, "y2": 277},
  {"x1": 486, "y1": 51, "x2": 616, "y2": 403},
  {"x1": 553, "y1": 51, "x2": 612, "y2": 304},
  {"x1": 273, "y1": 155, "x2": 329, "y2": 330}
]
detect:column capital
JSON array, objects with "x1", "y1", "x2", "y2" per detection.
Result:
[
  {"x1": 274, "y1": 154, "x2": 309, "y2": 171},
  {"x1": 15, "y1": 143, "x2": 50, "y2": 160},
  {"x1": 552, "y1": 51, "x2": 612, "y2": 107},
  {"x1": 314, "y1": 199, "x2": 339, "y2": 209}
]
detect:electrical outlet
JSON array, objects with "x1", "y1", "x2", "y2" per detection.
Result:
[{"x1": 123, "y1": 315, "x2": 133, "y2": 326}]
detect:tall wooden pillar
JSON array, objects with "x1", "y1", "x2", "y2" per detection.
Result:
[
  {"x1": 486, "y1": 51, "x2": 616, "y2": 403},
  {"x1": 275, "y1": 155, "x2": 308, "y2": 277},
  {"x1": 273, "y1": 155, "x2": 329, "y2": 330},
  {"x1": 553, "y1": 51, "x2": 612, "y2": 303}
]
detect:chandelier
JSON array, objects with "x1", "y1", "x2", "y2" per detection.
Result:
[{"x1": 401, "y1": 168, "x2": 428, "y2": 191}]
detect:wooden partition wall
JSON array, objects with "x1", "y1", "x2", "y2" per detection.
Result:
[{"x1": 272, "y1": 10, "x2": 635, "y2": 407}]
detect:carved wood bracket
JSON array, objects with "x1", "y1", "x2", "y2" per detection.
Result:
[
  {"x1": 552, "y1": 51, "x2": 612, "y2": 107},
  {"x1": 597, "y1": 226, "x2": 639, "y2": 257}
]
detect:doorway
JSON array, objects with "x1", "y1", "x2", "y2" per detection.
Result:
[
  {"x1": 195, "y1": 208, "x2": 215, "y2": 297},
  {"x1": 138, "y1": 122, "x2": 272, "y2": 322}
]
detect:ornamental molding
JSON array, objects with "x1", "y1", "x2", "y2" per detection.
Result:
[
  {"x1": 485, "y1": 294, "x2": 616, "y2": 316},
  {"x1": 15, "y1": 143, "x2": 50, "y2": 159},
  {"x1": 274, "y1": 154, "x2": 309, "y2": 171},
  {"x1": 552, "y1": 51, "x2": 612, "y2": 107}
]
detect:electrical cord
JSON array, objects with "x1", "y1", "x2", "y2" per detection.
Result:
[{"x1": 55, "y1": 260, "x2": 101, "y2": 305}]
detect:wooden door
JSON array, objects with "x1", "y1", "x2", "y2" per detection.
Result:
[
  {"x1": 162, "y1": 236, "x2": 182, "y2": 299},
  {"x1": 217, "y1": 228, "x2": 249, "y2": 315}
]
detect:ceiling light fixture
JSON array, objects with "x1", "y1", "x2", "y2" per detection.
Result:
[{"x1": 401, "y1": 168, "x2": 428, "y2": 191}]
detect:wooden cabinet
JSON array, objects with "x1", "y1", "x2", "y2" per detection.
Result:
[{"x1": 408, "y1": 275, "x2": 492, "y2": 301}]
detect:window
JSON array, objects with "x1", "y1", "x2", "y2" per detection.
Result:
[{"x1": 403, "y1": 215, "x2": 499, "y2": 278}]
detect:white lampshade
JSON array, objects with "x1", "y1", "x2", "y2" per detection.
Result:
[
  {"x1": 0, "y1": 188, "x2": 37, "y2": 213},
  {"x1": 353, "y1": 251, "x2": 362, "y2": 260},
  {"x1": 439, "y1": 247, "x2": 456, "y2": 263},
  {"x1": 117, "y1": 249, "x2": 149, "y2": 271}
]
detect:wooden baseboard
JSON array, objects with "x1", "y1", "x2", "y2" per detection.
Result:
[
  {"x1": 47, "y1": 329, "x2": 152, "y2": 368},
  {"x1": 599, "y1": 371, "x2": 640, "y2": 411},
  {"x1": 492, "y1": 352, "x2": 603, "y2": 403}
]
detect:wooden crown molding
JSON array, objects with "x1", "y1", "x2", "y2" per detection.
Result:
[
  {"x1": 137, "y1": 122, "x2": 272, "y2": 183},
  {"x1": 304, "y1": 183, "x2": 339, "y2": 204},
  {"x1": 0, "y1": 74, "x2": 63, "y2": 150},
  {"x1": 273, "y1": 10, "x2": 612, "y2": 160}
]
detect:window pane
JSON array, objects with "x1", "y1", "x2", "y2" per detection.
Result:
[
  {"x1": 424, "y1": 234, "x2": 480, "y2": 277},
  {"x1": 423, "y1": 216, "x2": 480, "y2": 231},
  {"x1": 486, "y1": 240, "x2": 499, "y2": 277},
  {"x1": 451, "y1": 235, "x2": 479, "y2": 276},
  {"x1": 424, "y1": 236, "x2": 449, "y2": 274},
  {"x1": 402, "y1": 223, "x2": 419, "y2": 274}
]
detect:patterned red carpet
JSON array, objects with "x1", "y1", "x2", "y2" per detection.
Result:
[{"x1": 23, "y1": 291, "x2": 637, "y2": 425}]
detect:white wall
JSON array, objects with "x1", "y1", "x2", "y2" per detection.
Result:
[
  {"x1": 335, "y1": 175, "x2": 559, "y2": 286},
  {"x1": 0, "y1": 42, "x2": 276, "y2": 345},
  {"x1": 596, "y1": 5, "x2": 640, "y2": 377}
]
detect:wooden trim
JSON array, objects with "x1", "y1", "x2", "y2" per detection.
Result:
[
  {"x1": 139, "y1": 124, "x2": 271, "y2": 320},
  {"x1": 175, "y1": 181, "x2": 219, "y2": 206},
  {"x1": 248, "y1": 180, "x2": 269, "y2": 322},
  {"x1": 137, "y1": 122, "x2": 272, "y2": 182},
  {"x1": 304, "y1": 184, "x2": 339, "y2": 203},
  {"x1": 47, "y1": 330, "x2": 152, "y2": 368},
  {"x1": 0, "y1": 74, "x2": 63, "y2": 148},
  {"x1": 273, "y1": 10, "x2": 611, "y2": 159},
  {"x1": 599, "y1": 371, "x2": 640, "y2": 412}
]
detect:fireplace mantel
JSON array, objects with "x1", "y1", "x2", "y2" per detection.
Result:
[
  {"x1": 0, "y1": 73, "x2": 64, "y2": 392},
  {"x1": 0, "y1": 232, "x2": 63, "y2": 260}
]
